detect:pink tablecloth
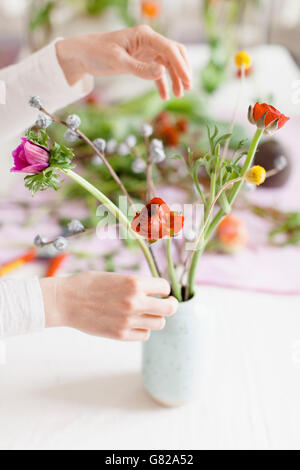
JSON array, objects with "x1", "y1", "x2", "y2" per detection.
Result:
[
  {"x1": 196, "y1": 119, "x2": 300, "y2": 295},
  {"x1": 0, "y1": 119, "x2": 299, "y2": 295}
]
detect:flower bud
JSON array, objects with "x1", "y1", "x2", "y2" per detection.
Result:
[
  {"x1": 53, "y1": 236, "x2": 68, "y2": 252},
  {"x1": 140, "y1": 124, "x2": 153, "y2": 138},
  {"x1": 66, "y1": 114, "x2": 81, "y2": 130},
  {"x1": 29, "y1": 96, "x2": 43, "y2": 110},
  {"x1": 248, "y1": 103, "x2": 289, "y2": 133},
  {"x1": 91, "y1": 155, "x2": 103, "y2": 166},
  {"x1": 185, "y1": 229, "x2": 197, "y2": 242},
  {"x1": 132, "y1": 158, "x2": 146, "y2": 174},
  {"x1": 67, "y1": 219, "x2": 85, "y2": 234},
  {"x1": 118, "y1": 143, "x2": 130, "y2": 156},
  {"x1": 106, "y1": 139, "x2": 117, "y2": 155},
  {"x1": 245, "y1": 165, "x2": 266, "y2": 185},
  {"x1": 64, "y1": 129, "x2": 80, "y2": 143},
  {"x1": 11, "y1": 138, "x2": 49, "y2": 174},
  {"x1": 150, "y1": 147, "x2": 166, "y2": 163},
  {"x1": 34, "y1": 234, "x2": 47, "y2": 247},
  {"x1": 125, "y1": 135, "x2": 137, "y2": 148},
  {"x1": 235, "y1": 51, "x2": 252, "y2": 70},
  {"x1": 93, "y1": 138, "x2": 106, "y2": 153},
  {"x1": 35, "y1": 114, "x2": 53, "y2": 129},
  {"x1": 151, "y1": 139, "x2": 164, "y2": 149}
]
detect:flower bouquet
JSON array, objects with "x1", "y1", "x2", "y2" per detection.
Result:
[{"x1": 11, "y1": 57, "x2": 289, "y2": 404}]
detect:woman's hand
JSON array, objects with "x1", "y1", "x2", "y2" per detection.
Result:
[
  {"x1": 41, "y1": 272, "x2": 178, "y2": 341},
  {"x1": 56, "y1": 25, "x2": 192, "y2": 100}
]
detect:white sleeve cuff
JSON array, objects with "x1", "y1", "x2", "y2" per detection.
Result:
[
  {"x1": 0, "y1": 38, "x2": 94, "y2": 141},
  {"x1": 0, "y1": 277, "x2": 45, "y2": 338},
  {"x1": 36, "y1": 37, "x2": 94, "y2": 113}
]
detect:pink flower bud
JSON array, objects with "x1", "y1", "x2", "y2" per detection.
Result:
[{"x1": 11, "y1": 138, "x2": 50, "y2": 174}]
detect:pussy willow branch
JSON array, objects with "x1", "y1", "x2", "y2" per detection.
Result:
[
  {"x1": 40, "y1": 227, "x2": 95, "y2": 246},
  {"x1": 40, "y1": 107, "x2": 135, "y2": 210}
]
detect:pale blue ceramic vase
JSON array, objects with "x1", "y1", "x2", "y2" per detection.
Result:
[{"x1": 142, "y1": 290, "x2": 215, "y2": 406}]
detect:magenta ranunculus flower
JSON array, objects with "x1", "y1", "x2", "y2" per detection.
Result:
[{"x1": 11, "y1": 138, "x2": 50, "y2": 174}]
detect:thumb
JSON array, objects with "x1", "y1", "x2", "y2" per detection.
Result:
[{"x1": 123, "y1": 55, "x2": 164, "y2": 80}]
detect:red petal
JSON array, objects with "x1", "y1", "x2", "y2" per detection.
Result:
[
  {"x1": 169, "y1": 212, "x2": 184, "y2": 236},
  {"x1": 253, "y1": 103, "x2": 290, "y2": 130}
]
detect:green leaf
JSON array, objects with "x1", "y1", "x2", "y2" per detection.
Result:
[
  {"x1": 213, "y1": 133, "x2": 232, "y2": 154},
  {"x1": 26, "y1": 129, "x2": 49, "y2": 148}
]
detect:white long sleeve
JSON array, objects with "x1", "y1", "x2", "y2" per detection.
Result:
[
  {"x1": 0, "y1": 39, "x2": 94, "y2": 141},
  {"x1": 0, "y1": 40, "x2": 94, "y2": 338},
  {"x1": 0, "y1": 277, "x2": 45, "y2": 338}
]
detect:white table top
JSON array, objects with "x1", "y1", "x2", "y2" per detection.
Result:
[
  {"x1": 1, "y1": 285, "x2": 300, "y2": 450},
  {"x1": 0, "y1": 44, "x2": 300, "y2": 450}
]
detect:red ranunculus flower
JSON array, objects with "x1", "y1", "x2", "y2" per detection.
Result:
[
  {"x1": 131, "y1": 197, "x2": 184, "y2": 241},
  {"x1": 160, "y1": 126, "x2": 180, "y2": 147},
  {"x1": 169, "y1": 211, "x2": 185, "y2": 237},
  {"x1": 175, "y1": 118, "x2": 189, "y2": 133},
  {"x1": 248, "y1": 103, "x2": 290, "y2": 132}
]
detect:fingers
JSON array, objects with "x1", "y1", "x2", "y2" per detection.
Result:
[
  {"x1": 146, "y1": 30, "x2": 192, "y2": 88},
  {"x1": 177, "y1": 43, "x2": 192, "y2": 78},
  {"x1": 155, "y1": 70, "x2": 169, "y2": 100},
  {"x1": 132, "y1": 275, "x2": 171, "y2": 297},
  {"x1": 141, "y1": 295, "x2": 178, "y2": 317},
  {"x1": 126, "y1": 329, "x2": 150, "y2": 342},
  {"x1": 169, "y1": 65, "x2": 184, "y2": 98},
  {"x1": 131, "y1": 314, "x2": 166, "y2": 331}
]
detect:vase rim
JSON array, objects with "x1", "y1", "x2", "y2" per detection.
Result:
[{"x1": 178, "y1": 287, "x2": 200, "y2": 305}]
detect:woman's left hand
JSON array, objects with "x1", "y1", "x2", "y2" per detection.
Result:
[{"x1": 56, "y1": 25, "x2": 192, "y2": 100}]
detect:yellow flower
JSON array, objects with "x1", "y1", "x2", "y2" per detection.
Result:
[
  {"x1": 235, "y1": 51, "x2": 252, "y2": 70},
  {"x1": 245, "y1": 165, "x2": 266, "y2": 185}
]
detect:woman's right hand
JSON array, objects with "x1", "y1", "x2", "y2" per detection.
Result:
[{"x1": 41, "y1": 272, "x2": 178, "y2": 341}]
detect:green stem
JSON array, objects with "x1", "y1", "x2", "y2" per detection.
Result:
[
  {"x1": 187, "y1": 128, "x2": 264, "y2": 296},
  {"x1": 63, "y1": 169, "x2": 159, "y2": 278},
  {"x1": 166, "y1": 238, "x2": 182, "y2": 301}
]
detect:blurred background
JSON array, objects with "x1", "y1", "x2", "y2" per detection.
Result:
[{"x1": 1, "y1": 0, "x2": 300, "y2": 65}]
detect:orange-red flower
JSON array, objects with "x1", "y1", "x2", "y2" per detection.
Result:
[
  {"x1": 160, "y1": 126, "x2": 180, "y2": 147},
  {"x1": 175, "y1": 118, "x2": 188, "y2": 133},
  {"x1": 131, "y1": 197, "x2": 184, "y2": 241},
  {"x1": 141, "y1": 1, "x2": 161, "y2": 19},
  {"x1": 217, "y1": 214, "x2": 248, "y2": 252},
  {"x1": 248, "y1": 103, "x2": 290, "y2": 133},
  {"x1": 153, "y1": 112, "x2": 188, "y2": 147},
  {"x1": 169, "y1": 211, "x2": 185, "y2": 237}
]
